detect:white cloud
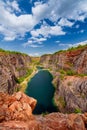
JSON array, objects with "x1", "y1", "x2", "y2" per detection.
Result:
[
  {"x1": 6, "y1": 0, "x2": 21, "y2": 13},
  {"x1": 31, "y1": 24, "x2": 65, "y2": 38},
  {"x1": 60, "y1": 40, "x2": 87, "y2": 49},
  {"x1": 0, "y1": 0, "x2": 87, "y2": 42},
  {"x1": 30, "y1": 37, "x2": 47, "y2": 43},
  {"x1": 23, "y1": 38, "x2": 44, "y2": 48},
  {"x1": 32, "y1": 2, "x2": 48, "y2": 20},
  {"x1": 0, "y1": 0, "x2": 38, "y2": 41},
  {"x1": 56, "y1": 41, "x2": 60, "y2": 43},
  {"x1": 29, "y1": 52, "x2": 40, "y2": 56},
  {"x1": 58, "y1": 18, "x2": 74, "y2": 27},
  {"x1": 47, "y1": 0, "x2": 87, "y2": 22},
  {"x1": 72, "y1": 40, "x2": 87, "y2": 47}
]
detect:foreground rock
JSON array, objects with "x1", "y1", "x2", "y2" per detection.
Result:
[
  {"x1": 37, "y1": 113, "x2": 86, "y2": 130},
  {"x1": 0, "y1": 91, "x2": 37, "y2": 122},
  {"x1": 0, "y1": 92, "x2": 87, "y2": 130},
  {"x1": 0, "y1": 113, "x2": 87, "y2": 130}
]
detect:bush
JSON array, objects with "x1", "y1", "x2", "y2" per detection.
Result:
[
  {"x1": 16, "y1": 69, "x2": 33, "y2": 83},
  {"x1": 74, "y1": 108, "x2": 82, "y2": 113},
  {"x1": 66, "y1": 70, "x2": 76, "y2": 76}
]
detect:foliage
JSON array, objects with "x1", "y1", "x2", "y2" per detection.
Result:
[
  {"x1": 58, "y1": 96, "x2": 66, "y2": 108},
  {"x1": 66, "y1": 70, "x2": 76, "y2": 76},
  {"x1": 16, "y1": 69, "x2": 33, "y2": 83},
  {"x1": 77, "y1": 73, "x2": 87, "y2": 77},
  {"x1": 59, "y1": 69, "x2": 66, "y2": 74},
  {"x1": 53, "y1": 44, "x2": 87, "y2": 55},
  {"x1": 74, "y1": 108, "x2": 82, "y2": 113},
  {"x1": 0, "y1": 48, "x2": 28, "y2": 56},
  {"x1": 54, "y1": 50, "x2": 66, "y2": 55},
  {"x1": 67, "y1": 44, "x2": 87, "y2": 51}
]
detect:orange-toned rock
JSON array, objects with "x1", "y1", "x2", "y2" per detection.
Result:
[
  {"x1": 0, "y1": 91, "x2": 37, "y2": 122},
  {"x1": 0, "y1": 112, "x2": 87, "y2": 130},
  {"x1": 37, "y1": 113, "x2": 86, "y2": 130},
  {"x1": 0, "y1": 92, "x2": 87, "y2": 130}
]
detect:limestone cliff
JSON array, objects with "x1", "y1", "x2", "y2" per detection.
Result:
[
  {"x1": 54, "y1": 76, "x2": 87, "y2": 113},
  {"x1": 40, "y1": 45, "x2": 87, "y2": 74},
  {"x1": 40, "y1": 45, "x2": 87, "y2": 113},
  {"x1": 0, "y1": 51, "x2": 31, "y2": 94}
]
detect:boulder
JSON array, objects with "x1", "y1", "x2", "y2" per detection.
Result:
[
  {"x1": 0, "y1": 113, "x2": 86, "y2": 130},
  {"x1": 0, "y1": 92, "x2": 37, "y2": 122}
]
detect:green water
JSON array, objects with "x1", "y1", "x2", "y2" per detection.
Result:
[{"x1": 25, "y1": 70, "x2": 57, "y2": 114}]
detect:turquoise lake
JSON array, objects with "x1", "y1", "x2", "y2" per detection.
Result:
[{"x1": 25, "y1": 70, "x2": 57, "y2": 114}]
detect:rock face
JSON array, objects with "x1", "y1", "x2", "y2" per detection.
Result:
[
  {"x1": 0, "y1": 52, "x2": 31, "y2": 94},
  {"x1": 37, "y1": 113, "x2": 86, "y2": 130},
  {"x1": 0, "y1": 91, "x2": 37, "y2": 122},
  {"x1": 40, "y1": 46, "x2": 87, "y2": 113},
  {"x1": 0, "y1": 112, "x2": 87, "y2": 130},
  {"x1": 40, "y1": 46, "x2": 87, "y2": 74},
  {"x1": 54, "y1": 76, "x2": 87, "y2": 113},
  {"x1": 0, "y1": 92, "x2": 87, "y2": 130}
]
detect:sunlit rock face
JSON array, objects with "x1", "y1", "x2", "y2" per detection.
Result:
[
  {"x1": 0, "y1": 91, "x2": 37, "y2": 122},
  {"x1": 40, "y1": 47, "x2": 87, "y2": 74},
  {"x1": 0, "y1": 92, "x2": 87, "y2": 130},
  {"x1": 54, "y1": 76, "x2": 87, "y2": 113},
  {"x1": 0, "y1": 52, "x2": 31, "y2": 94},
  {"x1": 40, "y1": 46, "x2": 87, "y2": 113},
  {"x1": 0, "y1": 112, "x2": 87, "y2": 130}
]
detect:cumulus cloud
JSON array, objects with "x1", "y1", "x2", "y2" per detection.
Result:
[
  {"x1": 58, "y1": 18, "x2": 74, "y2": 27},
  {"x1": 23, "y1": 37, "x2": 45, "y2": 48},
  {"x1": 59, "y1": 40, "x2": 87, "y2": 49},
  {"x1": 6, "y1": 0, "x2": 21, "y2": 13},
  {"x1": 0, "y1": 0, "x2": 38, "y2": 41},
  {"x1": 31, "y1": 24, "x2": 65, "y2": 38},
  {"x1": 0, "y1": 0, "x2": 87, "y2": 42}
]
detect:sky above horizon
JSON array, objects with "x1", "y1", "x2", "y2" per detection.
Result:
[{"x1": 0, "y1": 0, "x2": 87, "y2": 56}]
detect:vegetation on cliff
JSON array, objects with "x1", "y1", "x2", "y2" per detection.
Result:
[{"x1": 0, "y1": 48, "x2": 28, "y2": 56}]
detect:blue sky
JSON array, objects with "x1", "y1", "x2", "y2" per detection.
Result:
[{"x1": 0, "y1": 0, "x2": 87, "y2": 56}]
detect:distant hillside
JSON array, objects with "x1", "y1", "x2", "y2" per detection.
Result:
[{"x1": 40, "y1": 44, "x2": 87, "y2": 75}]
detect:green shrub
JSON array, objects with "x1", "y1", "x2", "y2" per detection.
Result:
[
  {"x1": 16, "y1": 69, "x2": 33, "y2": 83},
  {"x1": 66, "y1": 70, "x2": 76, "y2": 76},
  {"x1": 59, "y1": 69, "x2": 66, "y2": 74},
  {"x1": 58, "y1": 96, "x2": 66, "y2": 108},
  {"x1": 0, "y1": 48, "x2": 27, "y2": 56},
  {"x1": 74, "y1": 108, "x2": 82, "y2": 113}
]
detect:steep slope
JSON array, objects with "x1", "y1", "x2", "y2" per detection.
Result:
[
  {"x1": 0, "y1": 51, "x2": 31, "y2": 94},
  {"x1": 54, "y1": 76, "x2": 87, "y2": 113},
  {"x1": 40, "y1": 45, "x2": 87, "y2": 113},
  {"x1": 40, "y1": 45, "x2": 87, "y2": 74}
]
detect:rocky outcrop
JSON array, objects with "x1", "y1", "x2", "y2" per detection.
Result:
[
  {"x1": 40, "y1": 46, "x2": 87, "y2": 74},
  {"x1": 0, "y1": 92, "x2": 87, "y2": 130},
  {"x1": 40, "y1": 46, "x2": 87, "y2": 113},
  {"x1": 0, "y1": 91, "x2": 37, "y2": 122},
  {"x1": 1, "y1": 113, "x2": 87, "y2": 130},
  {"x1": 0, "y1": 52, "x2": 31, "y2": 94},
  {"x1": 54, "y1": 76, "x2": 87, "y2": 113}
]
